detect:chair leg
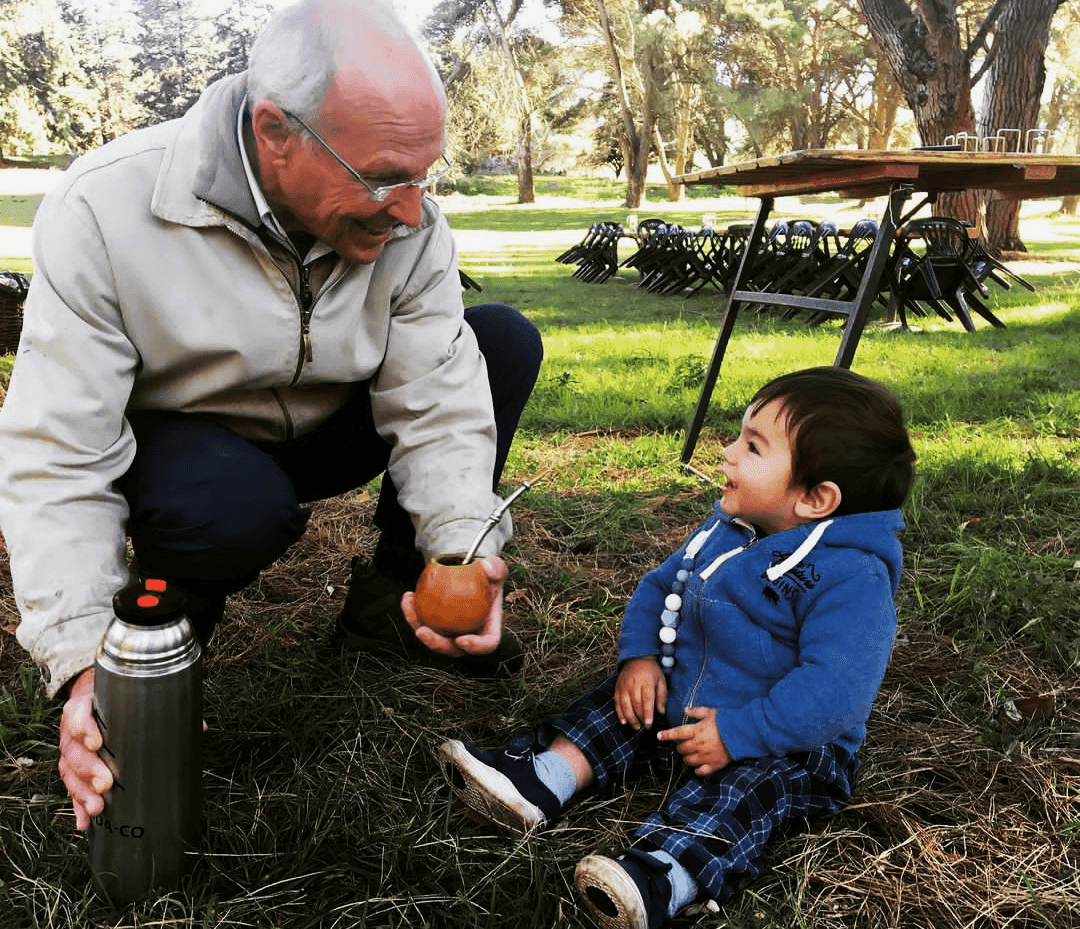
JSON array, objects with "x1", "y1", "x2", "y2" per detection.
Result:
[
  {"x1": 949, "y1": 291, "x2": 977, "y2": 333},
  {"x1": 966, "y1": 291, "x2": 1007, "y2": 329}
]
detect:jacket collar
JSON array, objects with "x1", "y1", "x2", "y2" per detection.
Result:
[
  {"x1": 150, "y1": 73, "x2": 266, "y2": 232},
  {"x1": 193, "y1": 74, "x2": 262, "y2": 227}
]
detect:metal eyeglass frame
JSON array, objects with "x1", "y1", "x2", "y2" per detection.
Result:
[{"x1": 280, "y1": 108, "x2": 451, "y2": 202}]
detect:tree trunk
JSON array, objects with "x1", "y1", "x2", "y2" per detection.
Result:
[
  {"x1": 667, "y1": 74, "x2": 697, "y2": 202},
  {"x1": 866, "y1": 49, "x2": 903, "y2": 149},
  {"x1": 653, "y1": 124, "x2": 682, "y2": 202},
  {"x1": 979, "y1": 0, "x2": 1065, "y2": 253},
  {"x1": 860, "y1": 0, "x2": 980, "y2": 225},
  {"x1": 594, "y1": 0, "x2": 654, "y2": 208},
  {"x1": 516, "y1": 112, "x2": 535, "y2": 204},
  {"x1": 480, "y1": 0, "x2": 535, "y2": 204}
]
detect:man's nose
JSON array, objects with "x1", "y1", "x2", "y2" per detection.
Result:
[{"x1": 384, "y1": 186, "x2": 423, "y2": 227}]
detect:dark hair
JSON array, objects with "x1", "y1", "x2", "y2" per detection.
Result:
[{"x1": 749, "y1": 367, "x2": 916, "y2": 515}]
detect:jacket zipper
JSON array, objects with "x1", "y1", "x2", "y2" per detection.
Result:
[
  {"x1": 290, "y1": 260, "x2": 314, "y2": 384},
  {"x1": 681, "y1": 533, "x2": 757, "y2": 719}
]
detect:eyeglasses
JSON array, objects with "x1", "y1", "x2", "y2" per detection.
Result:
[{"x1": 280, "y1": 108, "x2": 451, "y2": 202}]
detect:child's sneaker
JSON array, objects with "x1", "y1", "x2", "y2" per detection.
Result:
[
  {"x1": 574, "y1": 850, "x2": 673, "y2": 929},
  {"x1": 439, "y1": 739, "x2": 562, "y2": 835}
]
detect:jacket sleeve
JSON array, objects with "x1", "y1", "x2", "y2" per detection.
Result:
[
  {"x1": 711, "y1": 557, "x2": 897, "y2": 760},
  {"x1": 369, "y1": 211, "x2": 508, "y2": 561},
  {"x1": 0, "y1": 182, "x2": 138, "y2": 697}
]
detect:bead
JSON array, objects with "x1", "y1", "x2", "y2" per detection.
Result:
[{"x1": 659, "y1": 556, "x2": 696, "y2": 669}]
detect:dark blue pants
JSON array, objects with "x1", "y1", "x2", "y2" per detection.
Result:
[{"x1": 118, "y1": 304, "x2": 542, "y2": 612}]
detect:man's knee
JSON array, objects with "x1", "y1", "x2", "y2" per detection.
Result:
[
  {"x1": 123, "y1": 417, "x2": 309, "y2": 582},
  {"x1": 465, "y1": 303, "x2": 544, "y2": 380}
]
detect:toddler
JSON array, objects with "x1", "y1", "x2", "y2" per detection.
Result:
[{"x1": 441, "y1": 366, "x2": 916, "y2": 929}]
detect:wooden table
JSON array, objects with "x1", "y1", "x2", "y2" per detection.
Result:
[{"x1": 676, "y1": 149, "x2": 1080, "y2": 470}]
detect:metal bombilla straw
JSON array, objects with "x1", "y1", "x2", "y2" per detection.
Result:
[{"x1": 461, "y1": 478, "x2": 536, "y2": 565}]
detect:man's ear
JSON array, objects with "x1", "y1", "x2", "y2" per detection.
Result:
[
  {"x1": 250, "y1": 100, "x2": 294, "y2": 160},
  {"x1": 794, "y1": 480, "x2": 841, "y2": 521}
]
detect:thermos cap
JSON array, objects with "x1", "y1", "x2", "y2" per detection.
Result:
[
  {"x1": 99, "y1": 579, "x2": 201, "y2": 671},
  {"x1": 112, "y1": 578, "x2": 189, "y2": 627}
]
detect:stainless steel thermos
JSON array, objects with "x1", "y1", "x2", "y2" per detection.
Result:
[{"x1": 89, "y1": 578, "x2": 203, "y2": 904}]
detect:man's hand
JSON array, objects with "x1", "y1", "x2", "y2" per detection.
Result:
[
  {"x1": 657, "y1": 706, "x2": 731, "y2": 777},
  {"x1": 58, "y1": 667, "x2": 113, "y2": 831},
  {"x1": 401, "y1": 556, "x2": 507, "y2": 657},
  {"x1": 614, "y1": 657, "x2": 667, "y2": 730}
]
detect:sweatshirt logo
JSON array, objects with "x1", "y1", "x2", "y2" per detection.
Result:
[{"x1": 761, "y1": 550, "x2": 820, "y2": 602}]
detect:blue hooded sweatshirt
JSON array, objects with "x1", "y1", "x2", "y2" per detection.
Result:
[{"x1": 618, "y1": 504, "x2": 904, "y2": 761}]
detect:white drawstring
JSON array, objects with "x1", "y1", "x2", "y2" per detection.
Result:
[
  {"x1": 765, "y1": 520, "x2": 834, "y2": 581},
  {"x1": 685, "y1": 524, "x2": 716, "y2": 559},
  {"x1": 700, "y1": 545, "x2": 748, "y2": 581}
]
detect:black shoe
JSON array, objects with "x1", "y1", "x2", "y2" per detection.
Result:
[
  {"x1": 333, "y1": 558, "x2": 525, "y2": 676},
  {"x1": 575, "y1": 848, "x2": 673, "y2": 929},
  {"x1": 439, "y1": 739, "x2": 562, "y2": 834},
  {"x1": 333, "y1": 558, "x2": 419, "y2": 656}
]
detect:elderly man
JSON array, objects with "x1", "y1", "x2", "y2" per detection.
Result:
[{"x1": 0, "y1": 0, "x2": 542, "y2": 831}]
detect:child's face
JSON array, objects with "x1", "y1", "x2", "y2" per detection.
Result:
[{"x1": 720, "y1": 398, "x2": 808, "y2": 536}]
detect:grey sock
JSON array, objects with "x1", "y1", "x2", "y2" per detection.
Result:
[
  {"x1": 648, "y1": 850, "x2": 698, "y2": 917},
  {"x1": 531, "y1": 750, "x2": 578, "y2": 806}
]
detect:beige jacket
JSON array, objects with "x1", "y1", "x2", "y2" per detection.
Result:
[{"x1": 0, "y1": 74, "x2": 509, "y2": 696}]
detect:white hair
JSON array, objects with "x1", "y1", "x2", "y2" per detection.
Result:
[{"x1": 245, "y1": 0, "x2": 426, "y2": 124}]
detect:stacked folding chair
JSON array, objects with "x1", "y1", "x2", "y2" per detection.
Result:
[
  {"x1": 623, "y1": 222, "x2": 733, "y2": 297},
  {"x1": 555, "y1": 221, "x2": 624, "y2": 283},
  {"x1": 887, "y1": 217, "x2": 1020, "y2": 332}
]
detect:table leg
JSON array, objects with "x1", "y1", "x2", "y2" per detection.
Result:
[
  {"x1": 680, "y1": 196, "x2": 774, "y2": 466},
  {"x1": 834, "y1": 184, "x2": 912, "y2": 367}
]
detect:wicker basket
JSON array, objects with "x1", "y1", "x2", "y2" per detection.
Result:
[{"x1": 0, "y1": 271, "x2": 29, "y2": 356}]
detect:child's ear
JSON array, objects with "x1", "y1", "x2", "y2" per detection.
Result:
[{"x1": 794, "y1": 481, "x2": 841, "y2": 521}]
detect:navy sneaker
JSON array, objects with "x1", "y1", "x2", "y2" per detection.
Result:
[
  {"x1": 574, "y1": 848, "x2": 673, "y2": 929},
  {"x1": 439, "y1": 739, "x2": 562, "y2": 835}
]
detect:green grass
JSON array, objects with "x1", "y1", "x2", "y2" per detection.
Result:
[
  {"x1": 1, "y1": 175, "x2": 1079, "y2": 928},
  {"x1": 0, "y1": 194, "x2": 43, "y2": 227}
]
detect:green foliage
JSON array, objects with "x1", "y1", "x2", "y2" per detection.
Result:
[
  {"x1": 132, "y1": 0, "x2": 221, "y2": 124},
  {"x1": 0, "y1": 0, "x2": 276, "y2": 153}
]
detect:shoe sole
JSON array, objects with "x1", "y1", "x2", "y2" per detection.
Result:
[
  {"x1": 574, "y1": 855, "x2": 649, "y2": 929},
  {"x1": 333, "y1": 618, "x2": 413, "y2": 657},
  {"x1": 335, "y1": 614, "x2": 525, "y2": 677},
  {"x1": 439, "y1": 739, "x2": 545, "y2": 836}
]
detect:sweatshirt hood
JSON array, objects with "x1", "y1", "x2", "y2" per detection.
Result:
[{"x1": 748, "y1": 507, "x2": 906, "y2": 595}]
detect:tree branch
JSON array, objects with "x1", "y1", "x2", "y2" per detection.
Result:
[{"x1": 965, "y1": 0, "x2": 1012, "y2": 64}]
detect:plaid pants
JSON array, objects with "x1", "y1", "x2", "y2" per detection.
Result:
[{"x1": 509, "y1": 674, "x2": 858, "y2": 903}]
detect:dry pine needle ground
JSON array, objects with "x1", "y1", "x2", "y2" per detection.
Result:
[{"x1": 1, "y1": 487, "x2": 1078, "y2": 928}]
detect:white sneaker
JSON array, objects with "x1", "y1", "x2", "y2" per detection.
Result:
[{"x1": 439, "y1": 739, "x2": 560, "y2": 835}]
